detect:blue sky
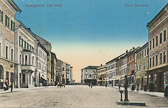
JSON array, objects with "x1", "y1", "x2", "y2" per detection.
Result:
[
  {"x1": 13, "y1": 0, "x2": 168, "y2": 82},
  {"x1": 14, "y1": 0, "x2": 167, "y2": 45}
]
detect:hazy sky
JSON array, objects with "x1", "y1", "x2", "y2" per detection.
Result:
[{"x1": 14, "y1": 0, "x2": 168, "y2": 82}]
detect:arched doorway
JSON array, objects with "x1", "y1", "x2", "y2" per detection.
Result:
[{"x1": 0, "y1": 65, "x2": 4, "y2": 88}]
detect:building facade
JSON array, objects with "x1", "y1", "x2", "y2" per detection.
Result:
[
  {"x1": 33, "y1": 35, "x2": 52, "y2": 85},
  {"x1": 81, "y1": 66, "x2": 99, "y2": 85},
  {"x1": 135, "y1": 42, "x2": 149, "y2": 90},
  {"x1": 97, "y1": 65, "x2": 106, "y2": 86},
  {"x1": 127, "y1": 47, "x2": 139, "y2": 85},
  {"x1": 120, "y1": 52, "x2": 128, "y2": 86},
  {"x1": 106, "y1": 54, "x2": 124, "y2": 86},
  {"x1": 0, "y1": 0, "x2": 21, "y2": 88},
  {"x1": 14, "y1": 21, "x2": 37, "y2": 88},
  {"x1": 36, "y1": 43, "x2": 48, "y2": 86},
  {"x1": 56, "y1": 59, "x2": 62, "y2": 84},
  {"x1": 51, "y1": 52, "x2": 57, "y2": 85},
  {"x1": 147, "y1": 4, "x2": 168, "y2": 92}
]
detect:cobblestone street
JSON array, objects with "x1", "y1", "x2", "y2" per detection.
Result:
[{"x1": 0, "y1": 85, "x2": 168, "y2": 107}]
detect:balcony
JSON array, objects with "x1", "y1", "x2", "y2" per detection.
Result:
[{"x1": 21, "y1": 65, "x2": 36, "y2": 72}]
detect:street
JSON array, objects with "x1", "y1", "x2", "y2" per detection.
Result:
[{"x1": 0, "y1": 85, "x2": 168, "y2": 107}]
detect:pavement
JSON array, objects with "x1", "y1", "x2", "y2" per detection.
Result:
[
  {"x1": 112, "y1": 86, "x2": 165, "y2": 98},
  {"x1": 0, "y1": 85, "x2": 167, "y2": 107}
]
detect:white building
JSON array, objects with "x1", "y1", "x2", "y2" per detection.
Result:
[
  {"x1": 35, "y1": 42, "x2": 48, "y2": 86},
  {"x1": 81, "y1": 66, "x2": 99, "y2": 85},
  {"x1": 14, "y1": 21, "x2": 37, "y2": 88}
]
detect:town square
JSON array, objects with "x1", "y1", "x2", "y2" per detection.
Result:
[{"x1": 0, "y1": 0, "x2": 168, "y2": 107}]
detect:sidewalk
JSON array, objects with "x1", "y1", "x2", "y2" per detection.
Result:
[
  {"x1": 113, "y1": 86, "x2": 165, "y2": 98},
  {"x1": 0, "y1": 86, "x2": 49, "y2": 94}
]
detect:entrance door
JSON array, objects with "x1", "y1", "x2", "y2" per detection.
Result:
[{"x1": 0, "y1": 65, "x2": 4, "y2": 88}]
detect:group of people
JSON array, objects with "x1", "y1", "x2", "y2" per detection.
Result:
[{"x1": 3, "y1": 80, "x2": 13, "y2": 92}]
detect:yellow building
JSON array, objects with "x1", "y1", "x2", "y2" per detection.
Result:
[
  {"x1": 97, "y1": 65, "x2": 106, "y2": 86},
  {"x1": 0, "y1": 0, "x2": 21, "y2": 88},
  {"x1": 135, "y1": 42, "x2": 149, "y2": 90}
]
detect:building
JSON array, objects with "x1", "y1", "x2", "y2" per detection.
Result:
[
  {"x1": 51, "y1": 52, "x2": 57, "y2": 85},
  {"x1": 36, "y1": 42, "x2": 48, "y2": 86},
  {"x1": 70, "y1": 66, "x2": 73, "y2": 84},
  {"x1": 56, "y1": 59, "x2": 62, "y2": 84},
  {"x1": 62, "y1": 61, "x2": 66, "y2": 84},
  {"x1": 14, "y1": 21, "x2": 37, "y2": 88},
  {"x1": 135, "y1": 42, "x2": 149, "y2": 90},
  {"x1": 81, "y1": 66, "x2": 99, "y2": 85},
  {"x1": 33, "y1": 34, "x2": 53, "y2": 85},
  {"x1": 97, "y1": 65, "x2": 106, "y2": 86},
  {"x1": 106, "y1": 54, "x2": 125, "y2": 86},
  {"x1": 66, "y1": 63, "x2": 71, "y2": 84},
  {"x1": 120, "y1": 51, "x2": 128, "y2": 86},
  {"x1": 127, "y1": 47, "x2": 139, "y2": 85},
  {"x1": 147, "y1": 3, "x2": 168, "y2": 92},
  {"x1": 0, "y1": 0, "x2": 21, "y2": 88}
]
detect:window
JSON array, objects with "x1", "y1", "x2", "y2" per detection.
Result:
[
  {"x1": 24, "y1": 41, "x2": 26, "y2": 49},
  {"x1": 6, "y1": 46, "x2": 8, "y2": 59},
  {"x1": 11, "y1": 20, "x2": 15, "y2": 32},
  {"x1": 19, "y1": 37, "x2": 22, "y2": 46},
  {"x1": 153, "y1": 56, "x2": 154, "y2": 67},
  {"x1": 0, "y1": 10, "x2": 3, "y2": 24},
  {"x1": 164, "y1": 30, "x2": 166, "y2": 42},
  {"x1": 145, "y1": 49, "x2": 146, "y2": 56},
  {"x1": 142, "y1": 51, "x2": 143, "y2": 58},
  {"x1": 23, "y1": 73, "x2": 25, "y2": 83},
  {"x1": 6, "y1": 72, "x2": 9, "y2": 80},
  {"x1": 160, "y1": 32, "x2": 162, "y2": 44},
  {"x1": 164, "y1": 51, "x2": 166, "y2": 64},
  {"x1": 150, "y1": 41, "x2": 151, "y2": 50},
  {"x1": 32, "y1": 56, "x2": 34, "y2": 66},
  {"x1": 156, "y1": 36, "x2": 158, "y2": 47},
  {"x1": 160, "y1": 53, "x2": 162, "y2": 64},
  {"x1": 153, "y1": 38, "x2": 154, "y2": 48},
  {"x1": 150, "y1": 58, "x2": 151, "y2": 68},
  {"x1": 25, "y1": 55, "x2": 27, "y2": 65},
  {"x1": 21, "y1": 39, "x2": 23, "y2": 47},
  {"x1": 5, "y1": 15, "x2": 9, "y2": 28},
  {"x1": 11, "y1": 49, "x2": 13, "y2": 61},
  {"x1": 156, "y1": 55, "x2": 158, "y2": 66},
  {"x1": 20, "y1": 55, "x2": 22, "y2": 64},
  {"x1": 27, "y1": 43, "x2": 29, "y2": 50}
]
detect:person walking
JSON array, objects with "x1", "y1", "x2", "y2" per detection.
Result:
[{"x1": 10, "y1": 83, "x2": 13, "y2": 92}]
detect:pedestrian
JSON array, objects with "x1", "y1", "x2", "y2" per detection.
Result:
[
  {"x1": 10, "y1": 83, "x2": 13, "y2": 92},
  {"x1": 91, "y1": 83, "x2": 92, "y2": 88},
  {"x1": 89, "y1": 84, "x2": 90, "y2": 88}
]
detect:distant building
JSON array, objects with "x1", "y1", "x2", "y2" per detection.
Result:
[
  {"x1": 97, "y1": 65, "x2": 106, "y2": 86},
  {"x1": 106, "y1": 54, "x2": 125, "y2": 86},
  {"x1": 33, "y1": 34, "x2": 53, "y2": 85},
  {"x1": 62, "y1": 61, "x2": 66, "y2": 84},
  {"x1": 147, "y1": 3, "x2": 168, "y2": 92},
  {"x1": 120, "y1": 52, "x2": 128, "y2": 86},
  {"x1": 127, "y1": 47, "x2": 139, "y2": 85},
  {"x1": 81, "y1": 66, "x2": 100, "y2": 85},
  {"x1": 51, "y1": 52, "x2": 57, "y2": 85},
  {"x1": 135, "y1": 42, "x2": 149, "y2": 90},
  {"x1": 56, "y1": 59, "x2": 62, "y2": 83}
]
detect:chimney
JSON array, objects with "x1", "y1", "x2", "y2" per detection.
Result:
[
  {"x1": 126, "y1": 50, "x2": 128, "y2": 53},
  {"x1": 27, "y1": 28, "x2": 31, "y2": 31}
]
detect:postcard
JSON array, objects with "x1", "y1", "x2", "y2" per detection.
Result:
[{"x1": 0, "y1": 0, "x2": 168, "y2": 107}]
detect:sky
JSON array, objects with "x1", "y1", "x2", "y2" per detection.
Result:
[{"x1": 14, "y1": 0, "x2": 168, "y2": 82}]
